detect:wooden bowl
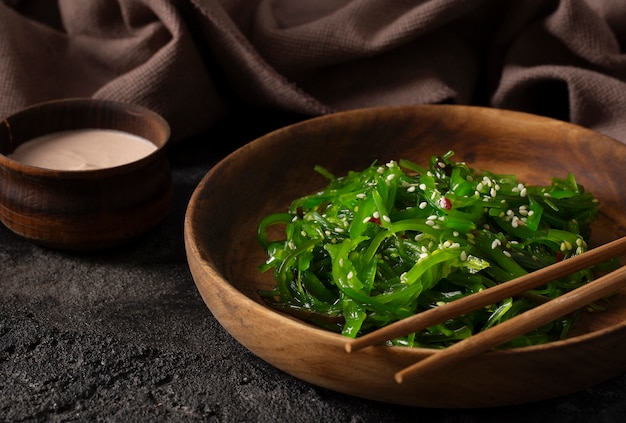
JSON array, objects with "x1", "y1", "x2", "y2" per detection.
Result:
[
  {"x1": 184, "y1": 105, "x2": 626, "y2": 408},
  {"x1": 0, "y1": 98, "x2": 172, "y2": 250}
]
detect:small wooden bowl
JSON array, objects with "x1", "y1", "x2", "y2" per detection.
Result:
[
  {"x1": 184, "y1": 105, "x2": 626, "y2": 408},
  {"x1": 0, "y1": 98, "x2": 172, "y2": 250}
]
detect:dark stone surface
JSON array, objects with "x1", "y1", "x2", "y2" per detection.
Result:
[{"x1": 2, "y1": 108, "x2": 626, "y2": 422}]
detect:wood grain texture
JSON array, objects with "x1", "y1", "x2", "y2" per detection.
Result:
[
  {"x1": 0, "y1": 99, "x2": 172, "y2": 250},
  {"x1": 184, "y1": 105, "x2": 626, "y2": 408}
]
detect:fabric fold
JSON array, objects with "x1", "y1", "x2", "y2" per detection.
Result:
[{"x1": 1, "y1": 0, "x2": 626, "y2": 143}]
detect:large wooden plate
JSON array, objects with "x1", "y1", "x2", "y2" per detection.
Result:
[{"x1": 184, "y1": 105, "x2": 626, "y2": 408}]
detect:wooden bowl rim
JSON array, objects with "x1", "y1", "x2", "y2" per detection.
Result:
[{"x1": 0, "y1": 98, "x2": 171, "y2": 177}]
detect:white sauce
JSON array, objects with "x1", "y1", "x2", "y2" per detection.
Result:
[{"x1": 8, "y1": 129, "x2": 158, "y2": 170}]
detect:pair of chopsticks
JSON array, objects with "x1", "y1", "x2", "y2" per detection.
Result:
[{"x1": 345, "y1": 236, "x2": 626, "y2": 384}]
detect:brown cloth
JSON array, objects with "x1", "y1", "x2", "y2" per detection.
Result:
[{"x1": 1, "y1": 0, "x2": 626, "y2": 143}]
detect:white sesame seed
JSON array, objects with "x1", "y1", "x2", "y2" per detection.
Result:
[
  {"x1": 491, "y1": 239, "x2": 501, "y2": 249},
  {"x1": 386, "y1": 174, "x2": 396, "y2": 182},
  {"x1": 503, "y1": 250, "x2": 512, "y2": 258},
  {"x1": 347, "y1": 271, "x2": 354, "y2": 279},
  {"x1": 419, "y1": 202, "x2": 427, "y2": 209},
  {"x1": 382, "y1": 215, "x2": 391, "y2": 223},
  {"x1": 356, "y1": 193, "x2": 366, "y2": 199},
  {"x1": 407, "y1": 185, "x2": 416, "y2": 192},
  {"x1": 520, "y1": 188, "x2": 527, "y2": 197},
  {"x1": 335, "y1": 227, "x2": 344, "y2": 233},
  {"x1": 460, "y1": 251, "x2": 467, "y2": 261},
  {"x1": 419, "y1": 183, "x2": 427, "y2": 191},
  {"x1": 363, "y1": 217, "x2": 371, "y2": 223},
  {"x1": 373, "y1": 211, "x2": 380, "y2": 218}
]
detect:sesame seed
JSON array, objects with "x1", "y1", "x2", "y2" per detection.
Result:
[
  {"x1": 503, "y1": 250, "x2": 512, "y2": 258},
  {"x1": 386, "y1": 174, "x2": 396, "y2": 182},
  {"x1": 407, "y1": 185, "x2": 416, "y2": 192},
  {"x1": 347, "y1": 271, "x2": 354, "y2": 279},
  {"x1": 520, "y1": 187, "x2": 527, "y2": 197},
  {"x1": 419, "y1": 201, "x2": 427, "y2": 209},
  {"x1": 382, "y1": 215, "x2": 391, "y2": 223},
  {"x1": 373, "y1": 211, "x2": 380, "y2": 218},
  {"x1": 301, "y1": 230, "x2": 307, "y2": 237},
  {"x1": 460, "y1": 251, "x2": 467, "y2": 261},
  {"x1": 356, "y1": 193, "x2": 366, "y2": 199},
  {"x1": 426, "y1": 220, "x2": 435, "y2": 226},
  {"x1": 491, "y1": 239, "x2": 501, "y2": 249},
  {"x1": 363, "y1": 217, "x2": 371, "y2": 223},
  {"x1": 335, "y1": 227, "x2": 344, "y2": 233},
  {"x1": 419, "y1": 183, "x2": 427, "y2": 191}
]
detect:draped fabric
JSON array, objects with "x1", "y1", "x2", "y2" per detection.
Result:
[{"x1": 2, "y1": 0, "x2": 626, "y2": 143}]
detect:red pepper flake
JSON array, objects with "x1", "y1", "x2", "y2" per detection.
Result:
[
  {"x1": 370, "y1": 216, "x2": 381, "y2": 225},
  {"x1": 555, "y1": 252, "x2": 565, "y2": 262},
  {"x1": 438, "y1": 197, "x2": 452, "y2": 210}
]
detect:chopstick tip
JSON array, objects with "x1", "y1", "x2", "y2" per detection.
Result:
[{"x1": 394, "y1": 373, "x2": 404, "y2": 384}]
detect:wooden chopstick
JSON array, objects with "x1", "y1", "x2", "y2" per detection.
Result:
[
  {"x1": 345, "y1": 235, "x2": 626, "y2": 354},
  {"x1": 394, "y1": 263, "x2": 626, "y2": 384}
]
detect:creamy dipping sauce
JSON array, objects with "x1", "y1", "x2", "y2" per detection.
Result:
[{"x1": 8, "y1": 129, "x2": 157, "y2": 170}]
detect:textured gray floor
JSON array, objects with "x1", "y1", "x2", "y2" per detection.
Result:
[{"x1": 2, "y1": 111, "x2": 626, "y2": 422}]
